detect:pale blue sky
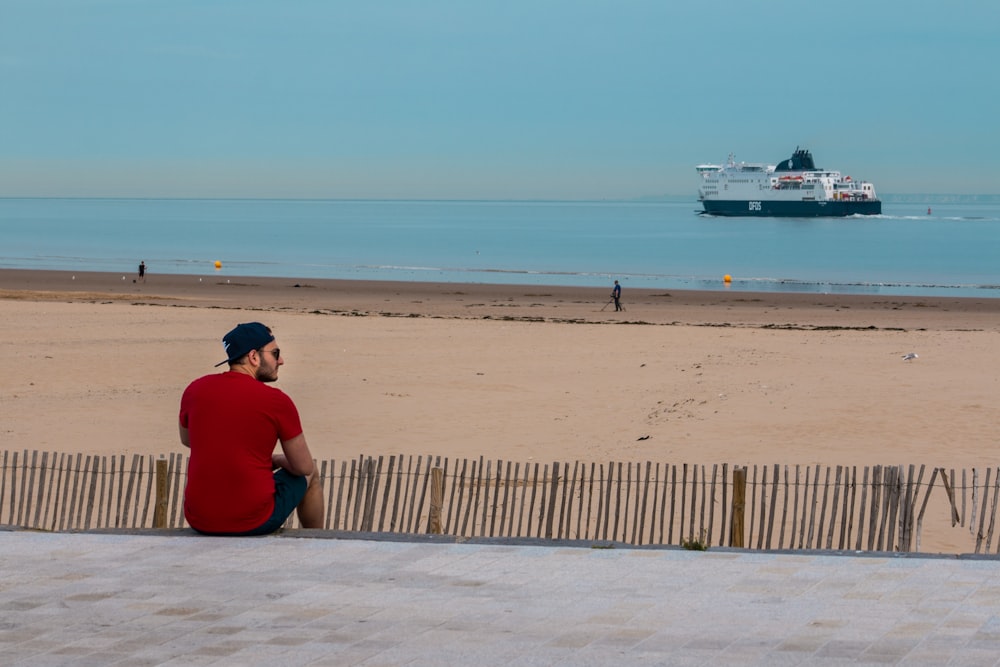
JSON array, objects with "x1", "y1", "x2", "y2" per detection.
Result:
[{"x1": 1, "y1": 1, "x2": 997, "y2": 199}]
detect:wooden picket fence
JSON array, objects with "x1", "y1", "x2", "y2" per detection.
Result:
[{"x1": 0, "y1": 449, "x2": 995, "y2": 553}]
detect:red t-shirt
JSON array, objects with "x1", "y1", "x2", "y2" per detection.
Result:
[{"x1": 179, "y1": 372, "x2": 303, "y2": 533}]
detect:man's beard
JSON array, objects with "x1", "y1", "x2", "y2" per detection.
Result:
[{"x1": 255, "y1": 360, "x2": 279, "y2": 383}]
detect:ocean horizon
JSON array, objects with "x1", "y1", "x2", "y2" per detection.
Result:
[{"x1": 2, "y1": 196, "x2": 999, "y2": 298}]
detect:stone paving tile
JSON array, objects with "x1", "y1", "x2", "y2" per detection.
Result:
[{"x1": 2, "y1": 530, "x2": 1000, "y2": 665}]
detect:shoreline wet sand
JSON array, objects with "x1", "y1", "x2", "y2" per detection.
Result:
[{"x1": 4, "y1": 267, "x2": 1000, "y2": 329}]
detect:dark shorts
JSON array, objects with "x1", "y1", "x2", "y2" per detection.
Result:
[{"x1": 194, "y1": 469, "x2": 308, "y2": 537}]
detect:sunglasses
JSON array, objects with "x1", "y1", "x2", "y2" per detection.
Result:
[{"x1": 258, "y1": 347, "x2": 281, "y2": 360}]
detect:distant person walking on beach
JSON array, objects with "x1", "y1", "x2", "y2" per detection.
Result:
[
  {"x1": 138, "y1": 261, "x2": 146, "y2": 282},
  {"x1": 179, "y1": 322, "x2": 325, "y2": 535},
  {"x1": 612, "y1": 280, "x2": 622, "y2": 311}
]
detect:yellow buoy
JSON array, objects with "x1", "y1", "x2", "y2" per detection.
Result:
[
  {"x1": 723, "y1": 274, "x2": 732, "y2": 283},
  {"x1": 214, "y1": 260, "x2": 222, "y2": 270}
]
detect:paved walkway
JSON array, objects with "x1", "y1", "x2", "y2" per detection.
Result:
[{"x1": 2, "y1": 529, "x2": 999, "y2": 666}]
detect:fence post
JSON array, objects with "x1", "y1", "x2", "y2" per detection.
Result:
[
  {"x1": 730, "y1": 466, "x2": 746, "y2": 548},
  {"x1": 544, "y1": 462, "x2": 560, "y2": 539},
  {"x1": 153, "y1": 456, "x2": 168, "y2": 529},
  {"x1": 428, "y1": 467, "x2": 443, "y2": 534}
]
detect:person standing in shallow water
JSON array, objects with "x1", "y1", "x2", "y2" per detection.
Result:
[
  {"x1": 138, "y1": 261, "x2": 146, "y2": 282},
  {"x1": 612, "y1": 280, "x2": 622, "y2": 311},
  {"x1": 178, "y1": 322, "x2": 325, "y2": 535}
]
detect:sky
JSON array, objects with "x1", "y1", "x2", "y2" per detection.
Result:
[{"x1": 1, "y1": 1, "x2": 998, "y2": 199}]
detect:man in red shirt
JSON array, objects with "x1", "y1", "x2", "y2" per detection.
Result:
[{"x1": 179, "y1": 322, "x2": 324, "y2": 535}]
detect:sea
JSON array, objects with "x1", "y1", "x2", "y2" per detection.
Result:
[{"x1": 2, "y1": 197, "x2": 999, "y2": 298}]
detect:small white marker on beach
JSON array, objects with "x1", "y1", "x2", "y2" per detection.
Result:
[{"x1": 902, "y1": 353, "x2": 918, "y2": 361}]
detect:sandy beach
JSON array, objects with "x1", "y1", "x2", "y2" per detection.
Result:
[
  {"x1": 4, "y1": 268, "x2": 1000, "y2": 552},
  {"x1": 5, "y1": 267, "x2": 1000, "y2": 466}
]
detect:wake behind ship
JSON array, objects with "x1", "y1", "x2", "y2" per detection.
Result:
[{"x1": 697, "y1": 148, "x2": 881, "y2": 217}]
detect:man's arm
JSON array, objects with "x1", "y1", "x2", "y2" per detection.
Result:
[
  {"x1": 275, "y1": 433, "x2": 315, "y2": 477},
  {"x1": 179, "y1": 424, "x2": 191, "y2": 448}
]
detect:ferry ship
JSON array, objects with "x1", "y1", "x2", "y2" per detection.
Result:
[{"x1": 696, "y1": 148, "x2": 881, "y2": 217}]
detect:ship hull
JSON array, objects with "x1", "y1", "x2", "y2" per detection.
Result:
[{"x1": 700, "y1": 199, "x2": 881, "y2": 217}]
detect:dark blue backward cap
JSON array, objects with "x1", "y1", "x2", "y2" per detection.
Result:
[{"x1": 215, "y1": 322, "x2": 274, "y2": 367}]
